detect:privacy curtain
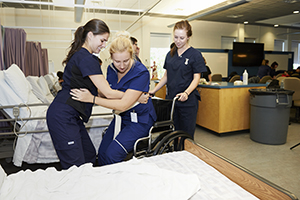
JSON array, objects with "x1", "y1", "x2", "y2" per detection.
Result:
[
  {"x1": 24, "y1": 41, "x2": 48, "y2": 76},
  {"x1": 0, "y1": 25, "x2": 4, "y2": 70},
  {"x1": 3, "y1": 28, "x2": 27, "y2": 71},
  {"x1": 41, "y1": 48, "x2": 49, "y2": 75}
]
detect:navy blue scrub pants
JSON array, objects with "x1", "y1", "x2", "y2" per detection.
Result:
[
  {"x1": 46, "y1": 101, "x2": 96, "y2": 169},
  {"x1": 173, "y1": 103, "x2": 198, "y2": 139},
  {"x1": 98, "y1": 115, "x2": 154, "y2": 166}
]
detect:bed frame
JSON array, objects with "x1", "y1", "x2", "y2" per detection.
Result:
[{"x1": 184, "y1": 139, "x2": 298, "y2": 200}]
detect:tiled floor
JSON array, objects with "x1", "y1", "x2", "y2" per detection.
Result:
[{"x1": 194, "y1": 122, "x2": 300, "y2": 199}]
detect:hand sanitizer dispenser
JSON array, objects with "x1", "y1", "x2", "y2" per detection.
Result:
[{"x1": 243, "y1": 69, "x2": 248, "y2": 85}]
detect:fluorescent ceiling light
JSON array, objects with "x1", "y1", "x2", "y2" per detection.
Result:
[
  {"x1": 244, "y1": 21, "x2": 248, "y2": 24},
  {"x1": 274, "y1": 24, "x2": 279, "y2": 27},
  {"x1": 150, "y1": 0, "x2": 226, "y2": 16},
  {"x1": 293, "y1": 10, "x2": 299, "y2": 14}
]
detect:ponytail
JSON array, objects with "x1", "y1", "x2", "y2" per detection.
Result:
[
  {"x1": 62, "y1": 26, "x2": 85, "y2": 65},
  {"x1": 170, "y1": 45, "x2": 177, "y2": 57}
]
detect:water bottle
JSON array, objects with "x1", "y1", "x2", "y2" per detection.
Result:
[{"x1": 243, "y1": 69, "x2": 248, "y2": 85}]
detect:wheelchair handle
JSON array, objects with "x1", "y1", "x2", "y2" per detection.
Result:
[{"x1": 170, "y1": 96, "x2": 179, "y2": 121}]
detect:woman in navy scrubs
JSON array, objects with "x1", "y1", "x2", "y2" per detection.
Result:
[
  {"x1": 149, "y1": 20, "x2": 206, "y2": 139},
  {"x1": 46, "y1": 19, "x2": 130, "y2": 169},
  {"x1": 70, "y1": 32, "x2": 156, "y2": 166}
]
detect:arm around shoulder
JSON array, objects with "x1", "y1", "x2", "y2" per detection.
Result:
[{"x1": 89, "y1": 74, "x2": 124, "y2": 99}]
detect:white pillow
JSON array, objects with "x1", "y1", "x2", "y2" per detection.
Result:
[
  {"x1": 27, "y1": 76, "x2": 48, "y2": 103},
  {"x1": 38, "y1": 76, "x2": 51, "y2": 96},
  {"x1": 3, "y1": 64, "x2": 31, "y2": 103},
  {"x1": 44, "y1": 74, "x2": 55, "y2": 90},
  {"x1": 0, "y1": 71, "x2": 24, "y2": 106},
  {"x1": 0, "y1": 71, "x2": 39, "y2": 130}
]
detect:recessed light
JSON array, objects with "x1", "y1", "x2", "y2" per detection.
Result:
[
  {"x1": 175, "y1": 8, "x2": 184, "y2": 12},
  {"x1": 293, "y1": 10, "x2": 299, "y2": 14},
  {"x1": 274, "y1": 24, "x2": 279, "y2": 27},
  {"x1": 227, "y1": 14, "x2": 243, "y2": 18}
]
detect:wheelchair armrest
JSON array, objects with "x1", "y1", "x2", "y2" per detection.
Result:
[{"x1": 153, "y1": 120, "x2": 174, "y2": 128}]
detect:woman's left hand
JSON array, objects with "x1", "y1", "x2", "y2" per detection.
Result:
[
  {"x1": 70, "y1": 88, "x2": 94, "y2": 103},
  {"x1": 176, "y1": 92, "x2": 188, "y2": 102}
]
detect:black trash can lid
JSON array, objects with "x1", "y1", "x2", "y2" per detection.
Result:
[{"x1": 249, "y1": 88, "x2": 294, "y2": 95}]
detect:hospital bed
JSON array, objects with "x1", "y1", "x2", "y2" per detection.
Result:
[
  {"x1": 0, "y1": 66, "x2": 297, "y2": 199},
  {"x1": 0, "y1": 140, "x2": 297, "y2": 200},
  {"x1": 0, "y1": 64, "x2": 113, "y2": 167}
]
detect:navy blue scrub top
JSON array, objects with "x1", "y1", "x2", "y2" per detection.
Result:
[
  {"x1": 257, "y1": 65, "x2": 271, "y2": 79},
  {"x1": 107, "y1": 61, "x2": 157, "y2": 124},
  {"x1": 163, "y1": 47, "x2": 206, "y2": 106},
  {"x1": 54, "y1": 48, "x2": 102, "y2": 122}
]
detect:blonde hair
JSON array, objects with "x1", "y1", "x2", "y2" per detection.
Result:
[
  {"x1": 261, "y1": 59, "x2": 269, "y2": 66},
  {"x1": 109, "y1": 31, "x2": 134, "y2": 59}
]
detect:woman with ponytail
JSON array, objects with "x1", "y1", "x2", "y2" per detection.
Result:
[
  {"x1": 47, "y1": 19, "x2": 135, "y2": 169},
  {"x1": 70, "y1": 31, "x2": 156, "y2": 166},
  {"x1": 149, "y1": 20, "x2": 206, "y2": 139}
]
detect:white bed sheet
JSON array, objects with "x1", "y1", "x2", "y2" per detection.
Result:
[{"x1": 0, "y1": 151, "x2": 259, "y2": 200}]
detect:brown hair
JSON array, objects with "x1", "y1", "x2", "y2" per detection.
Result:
[
  {"x1": 170, "y1": 20, "x2": 192, "y2": 57},
  {"x1": 62, "y1": 19, "x2": 110, "y2": 65}
]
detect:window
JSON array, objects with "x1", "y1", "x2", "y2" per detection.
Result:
[
  {"x1": 221, "y1": 36, "x2": 236, "y2": 49},
  {"x1": 150, "y1": 33, "x2": 171, "y2": 79},
  {"x1": 274, "y1": 39, "x2": 285, "y2": 51},
  {"x1": 291, "y1": 41, "x2": 300, "y2": 69}
]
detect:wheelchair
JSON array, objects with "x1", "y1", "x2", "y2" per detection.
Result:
[{"x1": 126, "y1": 96, "x2": 193, "y2": 159}]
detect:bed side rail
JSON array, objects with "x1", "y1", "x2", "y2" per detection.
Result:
[{"x1": 0, "y1": 104, "x2": 113, "y2": 136}]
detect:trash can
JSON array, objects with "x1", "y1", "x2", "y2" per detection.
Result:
[{"x1": 249, "y1": 89, "x2": 294, "y2": 145}]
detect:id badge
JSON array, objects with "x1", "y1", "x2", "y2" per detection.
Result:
[{"x1": 130, "y1": 111, "x2": 138, "y2": 123}]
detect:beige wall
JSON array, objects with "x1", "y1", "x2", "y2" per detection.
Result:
[{"x1": 1, "y1": 7, "x2": 299, "y2": 75}]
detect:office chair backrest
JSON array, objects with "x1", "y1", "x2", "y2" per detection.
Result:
[
  {"x1": 276, "y1": 76, "x2": 287, "y2": 86},
  {"x1": 229, "y1": 75, "x2": 241, "y2": 83},
  {"x1": 211, "y1": 74, "x2": 222, "y2": 82},
  {"x1": 291, "y1": 73, "x2": 299, "y2": 77},
  {"x1": 259, "y1": 75, "x2": 272, "y2": 83},
  {"x1": 275, "y1": 73, "x2": 283, "y2": 79},
  {"x1": 283, "y1": 77, "x2": 300, "y2": 101}
]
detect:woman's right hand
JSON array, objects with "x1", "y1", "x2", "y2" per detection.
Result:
[
  {"x1": 138, "y1": 93, "x2": 149, "y2": 104},
  {"x1": 70, "y1": 88, "x2": 94, "y2": 103}
]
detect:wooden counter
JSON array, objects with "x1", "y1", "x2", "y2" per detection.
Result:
[
  {"x1": 153, "y1": 80, "x2": 166, "y2": 99},
  {"x1": 196, "y1": 82, "x2": 266, "y2": 134}
]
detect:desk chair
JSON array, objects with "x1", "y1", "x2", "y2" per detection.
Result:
[
  {"x1": 228, "y1": 75, "x2": 240, "y2": 83},
  {"x1": 211, "y1": 74, "x2": 222, "y2": 82},
  {"x1": 259, "y1": 75, "x2": 272, "y2": 83},
  {"x1": 282, "y1": 77, "x2": 300, "y2": 150}
]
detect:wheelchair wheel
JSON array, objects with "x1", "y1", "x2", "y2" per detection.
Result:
[{"x1": 152, "y1": 130, "x2": 192, "y2": 155}]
